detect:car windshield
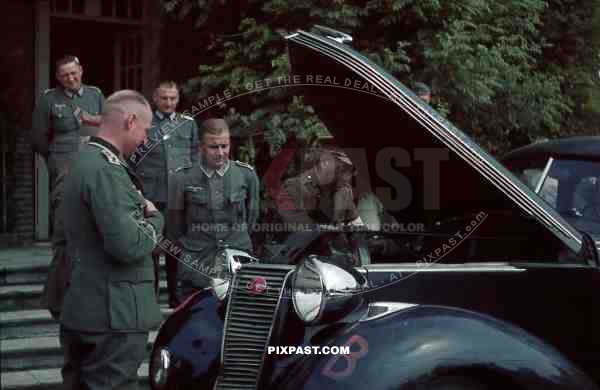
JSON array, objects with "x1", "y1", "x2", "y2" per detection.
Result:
[{"x1": 513, "y1": 158, "x2": 600, "y2": 236}]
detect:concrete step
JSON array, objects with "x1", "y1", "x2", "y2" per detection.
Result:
[
  {"x1": 0, "y1": 246, "x2": 54, "y2": 287},
  {"x1": 0, "y1": 280, "x2": 170, "y2": 312},
  {"x1": 1, "y1": 363, "x2": 150, "y2": 390},
  {"x1": 1, "y1": 263, "x2": 168, "y2": 286},
  {"x1": 1, "y1": 331, "x2": 158, "y2": 372},
  {"x1": 0, "y1": 309, "x2": 59, "y2": 340},
  {"x1": 1, "y1": 257, "x2": 168, "y2": 286},
  {"x1": 0, "y1": 245, "x2": 176, "y2": 389},
  {"x1": 0, "y1": 307, "x2": 174, "y2": 340},
  {"x1": 0, "y1": 284, "x2": 45, "y2": 312},
  {"x1": 1, "y1": 264, "x2": 51, "y2": 286}
]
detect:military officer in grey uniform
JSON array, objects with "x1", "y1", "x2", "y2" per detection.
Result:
[
  {"x1": 60, "y1": 90, "x2": 163, "y2": 390},
  {"x1": 414, "y1": 82, "x2": 431, "y2": 103},
  {"x1": 273, "y1": 148, "x2": 366, "y2": 265},
  {"x1": 130, "y1": 81, "x2": 199, "y2": 307},
  {"x1": 30, "y1": 55, "x2": 104, "y2": 319},
  {"x1": 277, "y1": 148, "x2": 362, "y2": 226},
  {"x1": 169, "y1": 118, "x2": 260, "y2": 301}
]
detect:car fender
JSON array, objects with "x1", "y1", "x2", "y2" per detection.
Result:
[
  {"x1": 271, "y1": 305, "x2": 597, "y2": 390},
  {"x1": 150, "y1": 289, "x2": 224, "y2": 389}
]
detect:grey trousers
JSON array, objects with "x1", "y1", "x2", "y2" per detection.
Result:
[
  {"x1": 60, "y1": 327, "x2": 148, "y2": 390},
  {"x1": 41, "y1": 153, "x2": 75, "y2": 318}
]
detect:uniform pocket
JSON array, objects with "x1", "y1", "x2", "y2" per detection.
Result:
[
  {"x1": 170, "y1": 134, "x2": 193, "y2": 170},
  {"x1": 133, "y1": 280, "x2": 163, "y2": 329},
  {"x1": 229, "y1": 190, "x2": 247, "y2": 223},
  {"x1": 174, "y1": 160, "x2": 192, "y2": 173},
  {"x1": 186, "y1": 186, "x2": 210, "y2": 220},
  {"x1": 186, "y1": 186, "x2": 208, "y2": 203},
  {"x1": 180, "y1": 158, "x2": 192, "y2": 170},
  {"x1": 108, "y1": 280, "x2": 138, "y2": 330},
  {"x1": 108, "y1": 274, "x2": 162, "y2": 331},
  {"x1": 51, "y1": 107, "x2": 78, "y2": 134},
  {"x1": 180, "y1": 237, "x2": 206, "y2": 252}
]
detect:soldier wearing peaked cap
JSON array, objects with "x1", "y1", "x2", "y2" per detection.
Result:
[
  {"x1": 31, "y1": 55, "x2": 105, "y2": 319},
  {"x1": 31, "y1": 55, "x2": 104, "y2": 159},
  {"x1": 413, "y1": 81, "x2": 431, "y2": 103},
  {"x1": 168, "y1": 118, "x2": 260, "y2": 301},
  {"x1": 60, "y1": 90, "x2": 163, "y2": 390},
  {"x1": 269, "y1": 147, "x2": 364, "y2": 266},
  {"x1": 277, "y1": 147, "x2": 363, "y2": 226},
  {"x1": 129, "y1": 81, "x2": 199, "y2": 308}
]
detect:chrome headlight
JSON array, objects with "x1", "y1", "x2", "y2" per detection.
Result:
[
  {"x1": 211, "y1": 248, "x2": 259, "y2": 300},
  {"x1": 292, "y1": 258, "x2": 324, "y2": 322},
  {"x1": 150, "y1": 347, "x2": 171, "y2": 388},
  {"x1": 292, "y1": 256, "x2": 366, "y2": 323}
]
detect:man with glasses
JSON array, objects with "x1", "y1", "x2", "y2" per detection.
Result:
[{"x1": 31, "y1": 55, "x2": 105, "y2": 319}]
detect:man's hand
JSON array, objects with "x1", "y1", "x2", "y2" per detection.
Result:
[
  {"x1": 144, "y1": 198, "x2": 159, "y2": 217},
  {"x1": 80, "y1": 111, "x2": 102, "y2": 126},
  {"x1": 136, "y1": 189, "x2": 159, "y2": 217}
]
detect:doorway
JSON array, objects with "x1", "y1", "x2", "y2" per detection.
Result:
[
  {"x1": 50, "y1": 17, "x2": 143, "y2": 95},
  {"x1": 43, "y1": 17, "x2": 144, "y2": 238}
]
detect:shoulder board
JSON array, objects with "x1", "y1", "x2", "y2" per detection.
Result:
[
  {"x1": 86, "y1": 85, "x2": 103, "y2": 96},
  {"x1": 100, "y1": 149, "x2": 122, "y2": 166},
  {"x1": 43, "y1": 88, "x2": 55, "y2": 95},
  {"x1": 180, "y1": 114, "x2": 194, "y2": 121},
  {"x1": 234, "y1": 160, "x2": 254, "y2": 171},
  {"x1": 89, "y1": 141, "x2": 124, "y2": 167}
]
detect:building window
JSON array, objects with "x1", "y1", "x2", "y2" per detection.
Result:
[
  {"x1": 116, "y1": 32, "x2": 143, "y2": 91},
  {"x1": 101, "y1": 0, "x2": 144, "y2": 20},
  {"x1": 51, "y1": 0, "x2": 86, "y2": 14}
]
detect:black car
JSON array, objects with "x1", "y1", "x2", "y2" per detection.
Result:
[
  {"x1": 503, "y1": 136, "x2": 600, "y2": 242},
  {"x1": 149, "y1": 27, "x2": 600, "y2": 390}
]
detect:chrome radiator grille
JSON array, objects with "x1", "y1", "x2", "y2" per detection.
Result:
[{"x1": 214, "y1": 264, "x2": 294, "y2": 390}]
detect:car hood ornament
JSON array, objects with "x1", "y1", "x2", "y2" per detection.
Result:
[{"x1": 246, "y1": 276, "x2": 268, "y2": 295}]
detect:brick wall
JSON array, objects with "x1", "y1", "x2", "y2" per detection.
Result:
[
  {"x1": 13, "y1": 133, "x2": 35, "y2": 243},
  {"x1": 2, "y1": 1, "x2": 35, "y2": 243}
]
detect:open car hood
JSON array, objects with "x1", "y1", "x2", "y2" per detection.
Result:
[{"x1": 285, "y1": 27, "x2": 583, "y2": 255}]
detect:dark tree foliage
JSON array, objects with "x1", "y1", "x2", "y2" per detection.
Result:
[{"x1": 163, "y1": 0, "x2": 600, "y2": 158}]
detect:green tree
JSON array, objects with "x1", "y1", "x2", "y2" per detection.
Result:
[
  {"x1": 163, "y1": 0, "x2": 600, "y2": 157},
  {"x1": 540, "y1": 0, "x2": 600, "y2": 136}
]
